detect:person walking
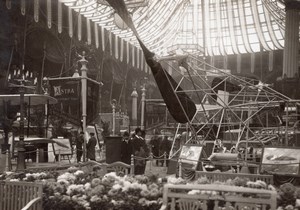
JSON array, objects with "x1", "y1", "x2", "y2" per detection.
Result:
[
  {"x1": 120, "y1": 131, "x2": 133, "y2": 165},
  {"x1": 76, "y1": 132, "x2": 84, "y2": 162},
  {"x1": 87, "y1": 132, "x2": 97, "y2": 161}
]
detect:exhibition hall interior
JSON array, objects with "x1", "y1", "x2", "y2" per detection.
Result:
[{"x1": 0, "y1": 0, "x2": 300, "y2": 210}]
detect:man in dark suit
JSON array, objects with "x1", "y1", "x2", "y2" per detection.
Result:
[
  {"x1": 87, "y1": 132, "x2": 97, "y2": 161},
  {"x1": 120, "y1": 131, "x2": 133, "y2": 165}
]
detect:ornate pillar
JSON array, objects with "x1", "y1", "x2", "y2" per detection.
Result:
[
  {"x1": 131, "y1": 88, "x2": 138, "y2": 128},
  {"x1": 141, "y1": 85, "x2": 146, "y2": 130},
  {"x1": 282, "y1": 1, "x2": 300, "y2": 78},
  {"x1": 79, "y1": 52, "x2": 88, "y2": 162}
]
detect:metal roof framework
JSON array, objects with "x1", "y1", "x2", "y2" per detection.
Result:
[{"x1": 58, "y1": 0, "x2": 288, "y2": 57}]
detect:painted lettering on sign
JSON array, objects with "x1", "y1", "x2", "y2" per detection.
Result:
[{"x1": 53, "y1": 86, "x2": 75, "y2": 96}]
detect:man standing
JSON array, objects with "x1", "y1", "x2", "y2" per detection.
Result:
[
  {"x1": 120, "y1": 131, "x2": 133, "y2": 164},
  {"x1": 76, "y1": 132, "x2": 84, "y2": 162},
  {"x1": 87, "y1": 132, "x2": 97, "y2": 161},
  {"x1": 132, "y1": 127, "x2": 148, "y2": 174}
]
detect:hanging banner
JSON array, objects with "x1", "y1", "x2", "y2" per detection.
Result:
[
  {"x1": 94, "y1": 22, "x2": 99, "y2": 48},
  {"x1": 21, "y1": 0, "x2": 25, "y2": 15},
  {"x1": 34, "y1": 0, "x2": 39, "y2": 22},
  {"x1": 68, "y1": 8, "x2": 73, "y2": 37},
  {"x1": 58, "y1": 1, "x2": 63, "y2": 33},
  {"x1": 269, "y1": 51, "x2": 273, "y2": 72},
  {"x1": 6, "y1": 0, "x2": 11, "y2": 9},
  {"x1": 47, "y1": 0, "x2": 52, "y2": 28},
  {"x1": 87, "y1": 18, "x2": 91, "y2": 45},
  {"x1": 78, "y1": 15, "x2": 82, "y2": 41},
  {"x1": 120, "y1": 38, "x2": 124, "y2": 62}
]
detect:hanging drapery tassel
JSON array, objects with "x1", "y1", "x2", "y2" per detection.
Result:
[
  {"x1": 224, "y1": 55, "x2": 228, "y2": 69},
  {"x1": 34, "y1": 0, "x2": 39, "y2": 22},
  {"x1": 144, "y1": 60, "x2": 147, "y2": 73},
  {"x1": 268, "y1": 51, "x2": 273, "y2": 72},
  {"x1": 21, "y1": 0, "x2": 26, "y2": 15},
  {"x1": 47, "y1": 0, "x2": 52, "y2": 28},
  {"x1": 87, "y1": 18, "x2": 91, "y2": 45},
  {"x1": 120, "y1": 38, "x2": 123, "y2": 62},
  {"x1": 237, "y1": 54, "x2": 241, "y2": 73},
  {"x1": 132, "y1": 46, "x2": 135, "y2": 67},
  {"x1": 210, "y1": 56, "x2": 215, "y2": 67},
  {"x1": 115, "y1": 34, "x2": 119, "y2": 59},
  {"x1": 137, "y1": 48, "x2": 140, "y2": 69},
  {"x1": 68, "y1": 8, "x2": 73, "y2": 37},
  {"x1": 251, "y1": 53, "x2": 255, "y2": 73},
  {"x1": 126, "y1": 41, "x2": 129, "y2": 64},
  {"x1": 78, "y1": 14, "x2": 82, "y2": 41},
  {"x1": 6, "y1": 0, "x2": 11, "y2": 9},
  {"x1": 141, "y1": 51, "x2": 144, "y2": 72},
  {"x1": 101, "y1": 27, "x2": 105, "y2": 52},
  {"x1": 109, "y1": 32, "x2": 112, "y2": 56},
  {"x1": 94, "y1": 22, "x2": 99, "y2": 48},
  {"x1": 58, "y1": 1, "x2": 62, "y2": 33}
]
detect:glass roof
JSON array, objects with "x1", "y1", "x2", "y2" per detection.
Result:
[{"x1": 60, "y1": 0, "x2": 288, "y2": 56}]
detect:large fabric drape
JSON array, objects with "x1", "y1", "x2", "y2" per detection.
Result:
[{"x1": 105, "y1": 0, "x2": 196, "y2": 124}]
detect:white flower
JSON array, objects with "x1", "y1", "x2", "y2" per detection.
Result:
[
  {"x1": 84, "y1": 183, "x2": 91, "y2": 190},
  {"x1": 9, "y1": 179, "x2": 19, "y2": 182},
  {"x1": 57, "y1": 172, "x2": 76, "y2": 183},
  {"x1": 74, "y1": 170, "x2": 84, "y2": 176},
  {"x1": 90, "y1": 195, "x2": 101, "y2": 202},
  {"x1": 112, "y1": 183, "x2": 122, "y2": 190},
  {"x1": 295, "y1": 199, "x2": 300, "y2": 207},
  {"x1": 167, "y1": 177, "x2": 185, "y2": 184},
  {"x1": 5, "y1": 172, "x2": 13, "y2": 176},
  {"x1": 188, "y1": 190, "x2": 200, "y2": 195},
  {"x1": 66, "y1": 184, "x2": 84, "y2": 195}
]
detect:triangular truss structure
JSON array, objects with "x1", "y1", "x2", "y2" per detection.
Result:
[{"x1": 159, "y1": 54, "x2": 300, "y2": 158}]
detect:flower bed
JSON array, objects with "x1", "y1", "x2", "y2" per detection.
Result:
[{"x1": 1, "y1": 169, "x2": 300, "y2": 210}]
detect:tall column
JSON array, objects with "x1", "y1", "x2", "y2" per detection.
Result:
[
  {"x1": 111, "y1": 99, "x2": 117, "y2": 136},
  {"x1": 141, "y1": 85, "x2": 146, "y2": 130},
  {"x1": 79, "y1": 52, "x2": 88, "y2": 162},
  {"x1": 282, "y1": 1, "x2": 300, "y2": 78},
  {"x1": 131, "y1": 88, "x2": 138, "y2": 128},
  {"x1": 16, "y1": 85, "x2": 26, "y2": 170}
]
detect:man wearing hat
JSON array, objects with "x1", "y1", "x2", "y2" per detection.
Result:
[{"x1": 87, "y1": 132, "x2": 97, "y2": 161}]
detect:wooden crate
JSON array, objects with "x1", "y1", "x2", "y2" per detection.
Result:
[
  {"x1": 162, "y1": 184, "x2": 277, "y2": 210},
  {"x1": 0, "y1": 181, "x2": 43, "y2": 210}
]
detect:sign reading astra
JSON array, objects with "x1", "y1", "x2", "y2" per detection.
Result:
[
  {"x1": 53, "y1": 86, "x2": 76, "y2": 96},
  {"x1": 49, "y1": 80, "x2": 79, "y2": 100}
]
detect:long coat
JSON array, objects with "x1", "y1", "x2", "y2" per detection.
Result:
[
  {"x1": 120, "y1": 139, "x2": 133, "y2": 164},
  {"x1": 87, "y1": 136, "x2": 97, "y2": 160}
]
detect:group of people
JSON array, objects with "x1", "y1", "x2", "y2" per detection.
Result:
[
  {"x1": 120, "y1": 127, "x2": 149, "y2": 175},
  {"x1": 76, "y1": 132, "x2": 97, "y2": 162},
  {"x1": 75, "y1": 127, "x2": 172, "y2": 175},
  {"x1": 120, "y1": 128, "x2": 172, "y2": 174},
  {"x1": 149, "y1": 132, "x2": 172, "y2": 167}
]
